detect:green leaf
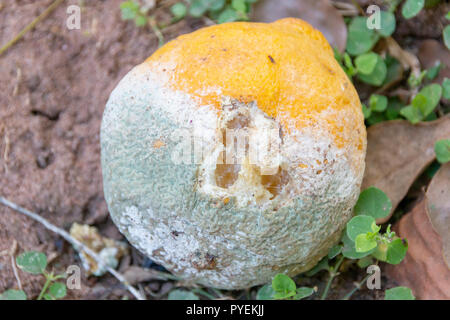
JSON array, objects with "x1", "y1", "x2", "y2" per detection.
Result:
[
  {"x1": 400, "y1": 105, "x2": 422, "y2": 124},
  {"x1": 305, "y1": 257, "x2": 329, "y2": 276},
  {"x1": 378, "y1": 11, "x2": 396, "y2": 37},
  {"x1": 189, "y1": 0, "x2": 210, "y2": 17},
  {"x1": 120, "y1": 1, "x2": 139, "y2": 10},
  {"x1": 347, "y1": 215, "x2": 376, "y2": 241},
  {"x1": 231, "y1": 0, "x2": 247, "y2": 13},
  {"x1": 435, "y1": 139, "x2": 450, "y2": 164},
  {"x1": 408, "y1": 70, "x2": 427, "y2": 88},
  {"x1": 355, "y1": 233, "x2": 378, "y2": 252},
  {"x1": 328, "y1": 244, "x2": 342, "y2": 259},
  {"x1": 43, "y1": 293, "x2": 55, "y2": 300},
  {"x1": 170, "y1": 3, "x2": 187, "y2": 20},
  {"x1": 294, "y1": 287, "x2": 314, "y2": 300},
  {"x1": 412, "y1": 84, "x2": 442, "y2": 117},
  {"x1": 168, "y1": 290, "x2": 200, "y2": 300},
  {"x1": 343, "y1": 53, "x2": 357, "y2": 77},
  {"x1": 341, "y1": 232, "x2": 374, "y2": 259},
  {"x1": 0, "y1": 289, "x2": 27, "y2": 300},
  {"x1": 371, "y1": 222, "x2": 381, "y2": 233},
  {"x1": 385, "y1": 98, "x2": 405, "y2": 120},
  {"x1": 372, "y1": 242, "x2": 388, "y2": 261},
  {"x1": 357, "y1": 256, "x2": 374, "y2": 268},
  {"x1": 443, "y1": 78, "x2": 450, "y2": 99},
  {"x1": 369, "y1": 94, "x2": 388, "y2": 112},
  {"x1": 209, "y1": 0, "x2": 226, "y2": 11},
  {"x1": 383, "y1": 56, "x2": 403, "y2": 86},
  {"x1": 366, "y1": 112, "x2": 387, "y2": 125},
  {"x1": 386, "y1": 238, "x2": 408, "y2": 264},
  {"x1": 346, "y1": 17, "x2": 380, "y2": 56},
  {"x1": 272, "y1": 274, "x2": 296, "y2": 292},
  {"x1": 256, "y1": 284, "x2": 275, "y2": 300},
  {"x1": 49, "y1": 282, "x2": 67, "y2": 299},
  {"x1": 362, "y1": 104, "x2": 371, "y2": 119},
  {"x1": 402, "y1": 0, "x2": 424, "y2": 19},
  {"x1": 425, "y1": 62, "x2": 442, "y2": 80},
  {"x1": 354, "y1": 187, "x2": 392, "y2": 219},
  {"x1": 357, "y1": 54, "x2": 387, "y2": 86},
  {"x1": 272, "y1": 274, "x2": 296, "y2": 299},
  {"x1": 16, "y1": 251, "x2": 47, "y2": 275},
  {"x1": 134, "y1": 14, "x2": 147, "y2": 27},
  {"x1": 333, "y1": 47, "x2": 343, "y2": 64},
  {"x1": 120, "y1": 1, "x2": 140, "y2": 20},
  {"x1": 355, "y1": 52, "x2": 378, "y2": 75},
  {"x1": 217, "y1": 7, "x2": 240, "y2": 23},
  {"x1": 444, "y1": 25, "x2": 450, "y2": 50},
  {"x1": 385, "y1": 287, "x2": 415, "y2": 300}
]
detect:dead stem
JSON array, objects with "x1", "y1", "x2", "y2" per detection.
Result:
[
  {"x1": 0, "y1": 0, "x2": 65, "y2": 56},
  {"x1": 0, "y1": 196, "x2": 145, "y2": 300},
  {"x1": 9, "y1": 240, "x2": 23, "y2": 291}
]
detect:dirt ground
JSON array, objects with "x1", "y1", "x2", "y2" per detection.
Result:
[
  {"x1": 0, "y1": 0, "x2": 444, "y2": 300},
  {"x1": 0, "y1": 0, "x2": 209, "y2": 299}
]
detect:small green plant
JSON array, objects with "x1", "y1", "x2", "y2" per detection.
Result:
[
  {"x1": 401, "y1": 1, "x2": 449, "y2": 50},
  {"x1": 336, "y1": 2, "x2": 449, "y2": 127},
  {"x1": 0, "y1": 251, "x2": 67, "y2": 300},
  {"x1": 425, "y1": 62, "x2": 442, "y2": 81},
  {"x1": 170, "y1": 0, "x2": 258, "y2": 24},
  {"x1": 0, "y1": 289, "x2": 27, "y2": 300},
  {"x1": 443, "y1": 78, "x2": 450, "y2": 99},
  {"x1": 256, "y1": 274, "x2": 314, "y2": 300},
  {"x1": 368, "y1": 94, "x2": 388, "y2": 113},
  {"x1": 120, "y1": 1, "x2": 149, "y2": 27},
  {"x1": 435, "y1": 139, "x2": 450, "y2": 164},
  {"x1": 444, "y1": 25, "x2": 450, "y2": 50},
  {"x1": 168, "y1": 289, "x2": 200, "y2": 300},
  {"x1": 257, "y1": 187, "x2": 410, "y2": 300},
  {"x1": 401, "y1": 0, "x2": 425, "y2": 19},
  {"x1": 345, "y1": 187, "x2": 407, "y2": 263},
  {"x1": 385, "y1": 286, "x2": 415, "y2": 300},
  {"x1": 400, "y1": 84, "x2": 443, "y2": 124},
  {"x1": 170, "y1": 2, "x2": 188, "y2": 22}
]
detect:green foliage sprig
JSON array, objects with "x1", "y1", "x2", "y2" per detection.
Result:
[
  {"x1": 120, "y1": 1, "x2": 149, "y2": 27},
  {"x1": 256, "y1": 274, "x2": 315, "y2": 300},
  {"x1": 336, "y1": 1, "x2": 448, "y2": 126},
  {"x1": 435, "y1": 139, "x2": 450, "y2": 163},
  {"x1": 257, "y1": 187, "x2": 412, "y2": 300},
  {"x1": 0, "y1": 251, "x2": 67, "y2": 300},
  {"x1": 170, "y1": 0, "x2": 257, "y2": 24}
]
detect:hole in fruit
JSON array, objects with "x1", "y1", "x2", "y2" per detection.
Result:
[
  {"x1": 261, "y1": 167, "x2": 290, "y2": 198},
  {"x1": 206, "y1": 98, "x2": 288, "y2": 204},
  {"x1": 215, "y1": 163, "x2": 240, "y2": 188},
  {"x1": 225, "y1": 115, "x2": 250, "y2": 131},
  {"x1": 215, "y1": 112, "x2": 250, "y2": 188}
]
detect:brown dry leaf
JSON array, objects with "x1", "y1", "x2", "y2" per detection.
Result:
[
  {"x1": 418, "y1": 39, "x2": 450, "y2": 85},
  {"x1": 122, "y1": 266, "x2": 169, "y2": 285},
  {"x1": 385, "y1": 199, "x2": 450, "y2": 300},
  {"x1": 425, "y1": 163, "x2": 450, "y2": 268},
  {"x1": 250, "y1": 0, "x2": 347, "y2": 52},
  {"x1": 362, "y1": 115, "x2": 450, "y2": 223}
]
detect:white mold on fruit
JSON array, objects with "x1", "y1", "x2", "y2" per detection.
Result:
[{"x1": 101, "y1": 62, "x2": 364, "y2": 289}]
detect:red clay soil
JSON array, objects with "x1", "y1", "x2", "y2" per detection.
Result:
[{"x1": 0, "y1": 0, "x2": 204, "y2": 299}]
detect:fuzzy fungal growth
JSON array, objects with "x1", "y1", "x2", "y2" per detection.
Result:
[{"x1": 101, "y1": 18, "x2": 366, "y2": 289}]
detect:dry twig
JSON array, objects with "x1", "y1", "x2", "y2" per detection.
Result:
[
  {"x1": 0, "y1": 196, "x2": 145, "y2": 300},
  {"x1": 9, "y1": 240, "x2": 23, "y2": 291},
  {"x1": 0, "y1": 0, "x2": 65, "y2": 56}
]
